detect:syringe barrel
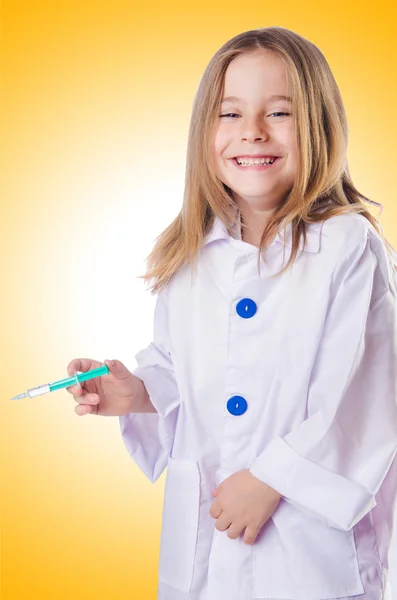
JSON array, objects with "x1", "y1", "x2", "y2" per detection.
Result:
[{"x1": 28, "y1": 384, "x2": 50, "y2": 398}]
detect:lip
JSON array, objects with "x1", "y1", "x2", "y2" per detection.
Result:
[
  {"x1": 231, "y1": 157, "x2": 281, "y2": 170},
  {"x1": 233, "y1": 154, "x2": 280, "y2": 159}
]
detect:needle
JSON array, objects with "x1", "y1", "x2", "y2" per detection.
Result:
[{"x1": 10, "y1": 364, "x2": 109, "y2": 400}]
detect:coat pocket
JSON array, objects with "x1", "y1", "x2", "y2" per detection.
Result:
[
  {"x1": 158, "y1": 456, "x2": 200, "y2": 592},
  {"x1": 253, "y1": 500, "x2": 365, "y2": 599}
]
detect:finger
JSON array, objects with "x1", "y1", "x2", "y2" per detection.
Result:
[
  {"x1": 209, "y1": 499, "x2": 222, "y2": 519},
  {"x1": 67, "y1": 385, "x2": 95, "y2": 399},
  {"x1": 66, "y1": 384, "x2": 98, "y2": 403},
  {"x1": 75, "y1": 403, "x2": 93, "y2": 416},
  {"x1": 243, "y1": 526, "x2": 259, "y2": 545},
  {"x1": 103, "y1": 359, "x2": 123, "y2": 380},
  {"x1": 104, "y1": 359, "x2": 131, "y2": 381},
  {"x1": 66, "y1": 385, "x2": 82, "y2": 395},
  {"x1": 66, "y1": 384, "x2": 82, "y2": 395},
  {"x1": 80, "y1": 393, "x2": 99, "y2": 405},
  {"x1": 215, "y1": 514, "x2": 232, "y2": 532},
  {"x1": 227, "y1": 523, "x2": 244, "y2": 540},
  {"x1": 73, "y1": 392, "x2": 99, "y2": 405}
]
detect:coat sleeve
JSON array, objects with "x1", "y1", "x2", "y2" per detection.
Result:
[
  {"x1": 119, "y1": 286, "x2": 180, "y2": 483},
  {"x1": 250, "y1": 227, "x2": 397, "y2": 531}
]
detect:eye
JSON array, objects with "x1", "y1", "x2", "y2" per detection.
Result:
[{"x1": 219, "y1": 112, "x2": 291, "y2": 119}]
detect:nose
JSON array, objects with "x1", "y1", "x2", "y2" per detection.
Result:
[{"x1": 241, "y1": 115, "x2": 269, "y2": 143}]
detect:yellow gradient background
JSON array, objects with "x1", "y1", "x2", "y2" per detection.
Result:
[{"x1": 1, "y1": 1, "x2": 396, "y2": 598}]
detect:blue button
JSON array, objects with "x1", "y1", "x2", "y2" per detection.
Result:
[
  {"x1": 227, "y1": 396, "x2": 248, "y2": 416},
  {"x1": 236, "y1": 298, "x2": 257, "y2": 319}
]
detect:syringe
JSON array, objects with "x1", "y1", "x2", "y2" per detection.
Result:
[{"x1": 10, "y1": 364, "x2": 109, "y2": 400}]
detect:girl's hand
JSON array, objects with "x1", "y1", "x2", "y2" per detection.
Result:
[
  {"x1": 66, "y1": 358, "x2": 139, "y2": 417},
  {"x1": 209, "y1": 469, "x2": 282, "y2": 545}
]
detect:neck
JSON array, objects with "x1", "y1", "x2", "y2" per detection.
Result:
[{"x1": 238, "y1": 207, "x2": 280, "y2": 249}]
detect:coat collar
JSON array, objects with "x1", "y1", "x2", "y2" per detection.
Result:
[{"x1": 203, "y1": 211, "x2": 322, "y2": 253}]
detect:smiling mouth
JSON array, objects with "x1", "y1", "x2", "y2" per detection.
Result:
[{"x1": 232, "y1": 157, "x2": 281, "y2": 170}]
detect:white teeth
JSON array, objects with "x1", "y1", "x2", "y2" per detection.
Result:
[{"x1": 236, "y1": 157, "x2": 276, "y2": 166}]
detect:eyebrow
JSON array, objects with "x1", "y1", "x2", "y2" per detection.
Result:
[{"x1": 221, "y1": 94, "x2": 292, "y2": 104}]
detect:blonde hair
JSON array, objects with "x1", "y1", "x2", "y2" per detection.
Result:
[{"x1": 138, "y1": 26, "x2": 395, "y2": 294}]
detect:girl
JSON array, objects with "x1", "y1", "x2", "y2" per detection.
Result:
[{"x1": 67, "y1": 27, "x2": 397, "y2": 600}]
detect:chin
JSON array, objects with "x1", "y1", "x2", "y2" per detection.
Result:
[{"x1": 232, "y1": 187, "x2": 277, "y2": 199}]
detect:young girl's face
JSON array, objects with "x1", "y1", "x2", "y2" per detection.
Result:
[{"x1": 213, "y1": 49, "x2": 297, "y2": 213}]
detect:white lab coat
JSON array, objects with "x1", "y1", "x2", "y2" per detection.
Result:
[{"x1": 120, "y1": 212, "x2": 397, "y2": 600}]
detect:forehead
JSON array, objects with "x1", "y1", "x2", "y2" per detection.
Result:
[{"x1": 222, "y1": 50, "x2": 290, "y2": 100}]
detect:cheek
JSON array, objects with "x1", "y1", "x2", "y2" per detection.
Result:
[
  {"x1": 212, "y1": 143, "x2": 227, "y2": 177},
  {"x1": 213, "y1": 126, "x2": 229, "y2": 158},
  {"x1": 289, "y1": 143, "x2": 299, "y2": 170},
  {"x1": 213, "y1": 136, "x2": 222, "y2": 161},
  {"x1": 284, "y1": 131, "x2": 298, "y2": 167},
  {"x1": 287, "y1": 126, "x2": 298, "y2": 155}
]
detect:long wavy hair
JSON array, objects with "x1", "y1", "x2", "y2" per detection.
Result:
[{"x1": 138, "y1": 26, "x2": 396, "y2": 294}]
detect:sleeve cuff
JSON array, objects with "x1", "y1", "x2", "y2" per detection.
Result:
[
  {"x1": 249, "y1": 435, "x2": 376, "y2": 531},
  {"x1": 118, "y1": 341, "x2": 180, "y2": 482},
  {"x1": 133, "y1": 342, "x2": 180, "y2": 418}
]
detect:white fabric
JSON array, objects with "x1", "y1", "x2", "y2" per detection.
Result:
[{"x1": 119, "y1": 212, "x2": 397, "y2": 600}]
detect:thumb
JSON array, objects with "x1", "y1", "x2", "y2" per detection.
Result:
[{"x1": 104, "y1": 359, "x2": 130, "y2": 380}]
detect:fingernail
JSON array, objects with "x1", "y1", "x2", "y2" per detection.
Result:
[{"x1": 111, "y1": 360, "x2": 116, "y2": 367}]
